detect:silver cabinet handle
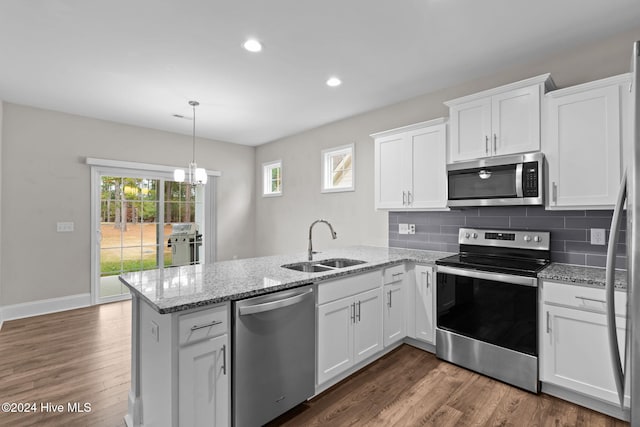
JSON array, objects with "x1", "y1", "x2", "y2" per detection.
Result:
[
  {"x1": 606, "y1": 170, "x2": 627, "y2": 407},
  {"x1": 388, "y1": 290, "x2": 392, "y2": 308},
  {"x1": 190, "y1": 320, "x2": 222, "y2": 331},
  {"x1": 402, "y1": 191, "x2": 407, "y2": 206},
  {"x1": 552, "y1": 182, "x2": 558, "y2": 204},
  {"x1": 493, "y1": 133, "x2": 497, "y2": 153},
  {"x1": 221, "y1": 344, "x2": 227, "y2": 375},
  {"x1": 392, "y1": 272, "x2": 403, "y2": 278},
  {"x1": 407, "y1": 190, "x2": 413, "y2": 205},
  {"x1": 351, "y1": 302, "x2": 355, "y2": 323},
  {"x1": 575, "y1": 296, "x2": 606, "y2": 304},
  {"x1": 426, "y1": 271, "x2": 430, "y2": 288},
  {"x1": 357, "y1": 300, "x2": 361, "y2": 322},
  {"x1": 546, "y1": 311, "x2": 551, "y2": 334},
  {"x1": 485, "y1": 136, "x2": 489, "y2": 155}
]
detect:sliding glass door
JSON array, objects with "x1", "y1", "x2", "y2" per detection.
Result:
[{"x1": 90, "y1": 163, "x2": 211, "y2": 305}]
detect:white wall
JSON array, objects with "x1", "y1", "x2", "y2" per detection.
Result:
[
  {"x1": 0, "y1": 100, "x2": 3, "y2": 322},
  {"x1": 1, "y1": 104, "x2": 255, "y2": 306},
  {"x1": 255, "y1": 26, "x2": 640, "y2": 257}
]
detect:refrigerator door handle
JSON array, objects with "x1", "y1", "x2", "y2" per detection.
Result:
[{"x1": 605, "y1": 170, "x2": 627, "y2": 408}]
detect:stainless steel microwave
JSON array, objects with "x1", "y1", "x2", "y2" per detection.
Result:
[{"x1": 447, "y1": 152, "x2": 544, "y2": 207}]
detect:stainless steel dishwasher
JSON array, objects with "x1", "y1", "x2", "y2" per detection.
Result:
[{"x1": 233, "y1": 285, "x2": 315, "y2": 427}]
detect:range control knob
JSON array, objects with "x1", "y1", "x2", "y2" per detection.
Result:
[
  {"x1": 533, "y1": 235, "x2": 542, "y2": 243},
  {"x1": 472, "y1": 232, "x2": 478, "y2": 239},
  {"x1": 523, "y1": 235, "x2": 532, "y2": 242}
]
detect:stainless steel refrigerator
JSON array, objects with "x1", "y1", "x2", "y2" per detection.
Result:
[{"x1": 606, "y1": 40, "x2": 640, "y2": 425}]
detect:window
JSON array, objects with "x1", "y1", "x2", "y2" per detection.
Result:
[
  {"x1": 263, "y1": 160, "x2": 282, "y2": 196},
  {"x1": 322, "y1": 144, "x2": 354, "y2": 193}
]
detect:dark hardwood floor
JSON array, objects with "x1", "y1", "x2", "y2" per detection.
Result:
[{"x1": 0, "y1": 301, "x2": 630, "y2": 426}]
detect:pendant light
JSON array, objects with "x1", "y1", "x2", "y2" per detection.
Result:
[{"x1": 173, "y1": 100, "x2": 208, "y2": 185}]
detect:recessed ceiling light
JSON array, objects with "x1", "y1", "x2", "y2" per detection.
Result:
[
  {"x1": 243, "y1": 39, "x2": 262, "y2": 53},
  {"x1": 326, "y1": 77, "x2": 342, "y2": 87}
]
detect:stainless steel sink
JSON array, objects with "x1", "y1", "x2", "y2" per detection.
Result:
[
  {"x1": 317, "y1": 258, "x2": 366, "y2": 268},
  {"x1": 281, "y1": 258, "x2": 366, "y2": 273},
  {"x1": 282, "y1": 262, "x2": 333, "y2": 273}
]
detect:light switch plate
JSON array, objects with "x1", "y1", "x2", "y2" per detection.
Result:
[
  {"x1": 56, "y1": 222, "x2": 74, "y2": 232},
  {"x1": 399, "y1": 224, "x2": 409, "y2": 235},
  {"x1": 591, "y1": 228, "x2": 606, "y2": 245},
  {"x1": 150, "y1": 321, "x2": 159, "y2": 342}
]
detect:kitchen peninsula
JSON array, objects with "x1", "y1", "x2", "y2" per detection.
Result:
[{"x1": 118, "y1": 246, "x2": 449, "y2": 427}]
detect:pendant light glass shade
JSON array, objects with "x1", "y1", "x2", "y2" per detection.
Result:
[{"x1": 173, "y1": 100, "x2": 207, "y2": 185}]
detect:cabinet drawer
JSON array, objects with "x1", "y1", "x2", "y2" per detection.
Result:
[
  {"x1": 318, "y1": 270, "x2": 382, "y2": 305},
  {"x1": 542, "y1": 281, "x2": 626, "y2": 317},
  {"x1": 178, "y1": 304, "x2": 228, "y2": 346},
  {"x1": 383, "y1": 264, "x2": 405, "y2": 284}
]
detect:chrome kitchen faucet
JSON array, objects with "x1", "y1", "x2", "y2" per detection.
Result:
[{"x1": 308, "y1": 219, "x2": 337, "y2": 261}]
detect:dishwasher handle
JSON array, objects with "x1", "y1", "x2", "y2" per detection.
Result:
[{"x1": 238, "y1": 289, "x2": 313, "y2": 316}]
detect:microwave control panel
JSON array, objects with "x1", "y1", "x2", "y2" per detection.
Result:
[{"x1": 522, "y1": 161, "x2": 539, "y2": 197}]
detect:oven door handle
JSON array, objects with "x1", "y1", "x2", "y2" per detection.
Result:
[{"x1": 437, "y1": 265, "x2": 538, "y2": 287}]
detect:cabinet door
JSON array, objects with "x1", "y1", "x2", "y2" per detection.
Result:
[
  {"x1": 546, "y1": 85, "x2": 621, "y2": 208},
  {"x1": 317, "y1": 297, "x2": 355, "y2": 385},
  {"x1": 408, "y1": 124, "x2": 447, "y2": 209},
  {"x1": 383, "y1": 283, "x2": 405, "y2": 347},
  {"x1": 449, "y1": 98, "x2": 491, "y2": 162},
  {"x1": 414, "y1": 265, "x2": 434, "y2": 344},
  {"x1": 541, "y1": 305, "x2": 629, "y2": 407},
  {"x1": 491, "y1": 85, "x2": 541, "y2": 156},
  {"x1": 353, "y1": 288, "x2": 383, "y2": 364},
  {"x1": 179, "y1": 334, "x2": 229, "y2": 427},
  {"x1": 374, "y1": 133, "x2": 408, "y2": 209}
]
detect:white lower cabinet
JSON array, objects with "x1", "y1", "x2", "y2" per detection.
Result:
[
  {"x1": 540, "y1": 281, "x2": 629, "y2": 408},
  {"x1": 317, "y1": 271, "x2": 383, "y2": 386},
  {"x1": 134, "y1": 300, "x2": 230, "y2": 427},
  {"x1": 179, "y1": 334, "x2": 229, "y2": 427},
  {"x1": 383, "y1": 264, "x2": 406, "y2": 347},
  {"x1": 413, "y1": 265, "x2": 435, "y2": 344}
]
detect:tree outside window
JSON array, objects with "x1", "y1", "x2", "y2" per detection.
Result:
[
  {"x1": 322, "y1": 144, "x2": 354, "y2": 193},
  {"x1": 263, "y1": 160, "x2": 282, "y2": 196}
]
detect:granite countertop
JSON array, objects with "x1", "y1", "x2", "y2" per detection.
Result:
[
  {"x1": 119, "y1": 245, "x2": 452, "y2": 314},
  {"x1": 538, "y1": 262, "x2": 627, "y2": 290}
]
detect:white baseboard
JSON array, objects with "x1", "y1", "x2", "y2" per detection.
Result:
[{"x1": 0, "y1": 293, "x2": 91, "y2": 325}]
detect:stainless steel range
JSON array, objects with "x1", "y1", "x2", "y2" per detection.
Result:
[{"x1": 435, "y1": 227, "x2": 550, "y2": 392}]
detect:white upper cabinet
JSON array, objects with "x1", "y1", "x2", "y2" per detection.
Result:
[
  {"x1": 446, "y1": 74, "x2": 554, "y2": 162},
  {"x1": 372, "y1": 118, "x2": 447, "y2": 210},
  {"x1": 543, "y1": 73, "x2": 631, "y2": 209}
]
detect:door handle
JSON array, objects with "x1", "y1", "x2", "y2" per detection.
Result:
[
  {"x1": 402, "y1": 191, "x2": 407, "y2": 206},
  {"x1": 552, "y1": 182, "x2": 558, "y2": 204},
  {"x1": 407, "y1": 191, "x2": 413, "y2": 205},
  {"x1": 493, "y1": 133, "x2": 497, "y2": 153},
  {"x1": 485, "y1": 136, "x2": 489, "y2": 155},
  {"x1": 357, "y1": 300, "x2": 361, "y2": 322},
  {"x1": 351, "y1": 302, "x2": 355, "y2": 323},
  {"x1": 221, "y1": 344, "x2": 227, "y2": 375},
  {"x1": 605, "y1": 170, "x2": 627, "y2": 408},
  {"x1": 388, "y1": 290, "x2": 392, "y2": 308},
  {"x1": 546, "y1": 311, "x2": 551, "y2": 334},
  {"x1": 238, "y1": 289, "x2": 313, "y2": 315}
]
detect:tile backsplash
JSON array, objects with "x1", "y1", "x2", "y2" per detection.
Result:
[{"x1": 389, "y1": 206, "x2": 626, "y2": 269}]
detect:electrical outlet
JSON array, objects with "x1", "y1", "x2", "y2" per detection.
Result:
[
  {"x1": 150, "y1": 321, "x2": 159, "y2": 342},
  {"x1": 408, "y1": 224, "x2": 416, "y2": 234},
  {"x1": 56, "y1": 222, "x2": 74, "y2": 232},
  {"x1": 591, "y1": 228, "x2": 606, "y2": 246},
  {"x1": 398, "y1": 224, "x2": 409, "y2": 235}
]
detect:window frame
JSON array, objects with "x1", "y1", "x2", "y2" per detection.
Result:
[
  {"x1": 262, "y1": 160, "x2": 283, "y2": 197},
  {"x1": 321, "y1": 143, "x2": 355, "y2": 193}
]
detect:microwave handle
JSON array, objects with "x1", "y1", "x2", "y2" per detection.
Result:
[{"x1": 515, "y1": 163, "x2": 523, "y2": 197}]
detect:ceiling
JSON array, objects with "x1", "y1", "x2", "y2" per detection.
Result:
[{"x1": 1, "y1": 1, "x2": 639, "y2": 146}]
